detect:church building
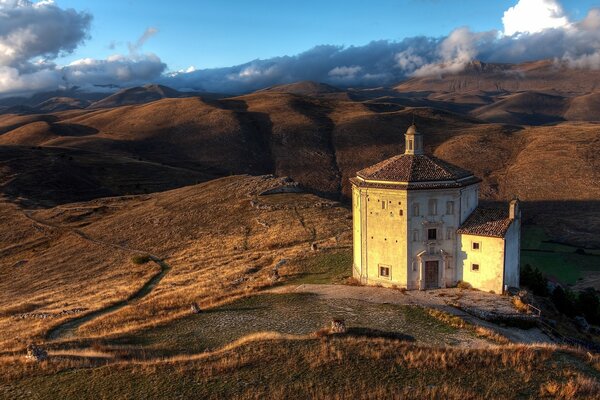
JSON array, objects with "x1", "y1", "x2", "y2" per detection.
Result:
[{"x1": 351, "y1": 124, "x2": 520, "y2": 294}]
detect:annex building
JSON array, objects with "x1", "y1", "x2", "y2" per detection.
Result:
[{"x1": 351, "y1": 124, "x2": 520, "y2": 294}]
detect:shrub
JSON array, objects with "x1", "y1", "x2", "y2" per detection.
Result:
[
  {"x1": 551, "y1": 286, "x2": 576, "y2": 317},
  {"x1": 457, "y1": 281, "x2": 471, "y2": 290},
  {"x1": 576, "y1": 288, "x2": 600, "y2": 325},
  {"x1": 131, "y1": 254, "x2": 151, "y2": 265},
  {"x1": 520, "y1": 264, "x2": 548, "y2": 296}
]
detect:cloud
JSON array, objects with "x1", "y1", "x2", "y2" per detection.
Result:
[
  {"x1": 0, "y1": 0, "x2": 91, "y2": 67},
  {"x1": 0, "y1": 1, "x2": 165, "y2": 96},
  {"x1": 63, "y1": 54, "x2": 166, "y2": 87},
  {"x1": 128, "y1": 27, "x2": 158, "y2": 55},
  {"x1": 502, "y1": 0, "x2": 569, "y2": 36}
]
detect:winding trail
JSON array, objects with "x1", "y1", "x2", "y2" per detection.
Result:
[
  {"x1": 46, "y1": 258, "x2": 170, "y2": 340},
  {"x1": 20, "y1": 210, "x2": 171, "y2": 341}
]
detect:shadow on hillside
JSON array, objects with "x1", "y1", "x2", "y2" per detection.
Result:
[
  {"x1": 50, "y1": 123, "x2": 99, "y2": 137},
  {"x1": 481, "y1": 200, "x2": 600, "y2": 249}
]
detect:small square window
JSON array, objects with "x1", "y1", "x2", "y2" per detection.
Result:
[
  {"x1": 428, "y1": 228, "x2": 437, "y2": 240},
  {"x1": 379, "y1": 265, "x2": 390, "y2": 278},
  {"x1": 472, "y1": 263, "x2": 480, "y2": 271},
  {"x1": 399, "y1": 210, "x2": 403, "y2": 216},
  {"x1": 472, "y1": 242, "x2": 481, "y2": 250}
]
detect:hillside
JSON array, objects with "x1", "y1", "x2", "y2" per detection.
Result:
[
  {"x1": 395, "y1": 60, "x2": 600, "y2": 95},
  {"x1": 0, "y1": 88, "x2": 598, "y2": 245},
  {"x1": 87, "y1": 84, "x2": 186, "y2": 109},
  {"x1": 0, "y1": 175, "x2": 351, "y2": 350},
  {"x1": 256, "y1": 80, "x2": 343, "y2": 95}
]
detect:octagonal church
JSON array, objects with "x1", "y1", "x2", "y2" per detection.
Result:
[{"x1": 351, "y1": 124, "x2": 520, "y2": 294}]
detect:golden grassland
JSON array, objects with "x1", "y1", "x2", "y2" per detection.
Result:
[
  {"x1": 1, "y1": 334, "x2": 599, "y2": 399},
  {"x1": 0, "y1": 175, "x2": 351, "y2": 350}
]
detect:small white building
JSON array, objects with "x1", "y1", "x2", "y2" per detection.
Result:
[{"x1": 351, "y1": 124, "x2": 520, "y2": 294}]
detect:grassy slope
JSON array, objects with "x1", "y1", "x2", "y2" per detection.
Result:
[
  {"x1": 521, "y1": 226, "x2": 600, "y2": 285},
  {"x1": 2, "y1": 337, "x2": 599, "y2": 399}
]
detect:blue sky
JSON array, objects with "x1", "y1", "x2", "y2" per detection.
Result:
[
  {"x1": 1, "y1": 0, "x2": 599, "y2": 95},
  {"x1": 55, "y1": 0, "x2": 600, "y2": 72}
]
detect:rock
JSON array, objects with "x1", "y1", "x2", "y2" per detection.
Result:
[
  {"x1": 311, "y1": 243, "x2": 318, "y2": 251},
  {"x1": 25, "y1": 344, "x2": 48, "y2": 362},
  {"x1": 330, "y1": 319, "x2": 346, "y2": 334},
  {"x1": 270, "y1": 269, "x2": 280, "y2": 282},
  {"x1": 275, "y1": 259, "x2": 287, "y2": 269},
  {"x1": 190, "y1": 302, "x2": 202, "y2": 314},
  {"x1": 575, "y1": 316, "x2": 590, "y2": 332}
]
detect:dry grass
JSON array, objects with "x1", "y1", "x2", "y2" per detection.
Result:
[
  {"x1": 2, "y1": 334, "x2": 599, "y2": 399},
  {"x1": 426, "y1": 308, "x2": 510, "y2": 344},
  {"x1": 0, "y1": 175, "x2": 351, "y2": 350}
]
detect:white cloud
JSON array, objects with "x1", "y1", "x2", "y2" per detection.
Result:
[{"x1": 502, "y1": 0, "x2": 569, "y2": 36}]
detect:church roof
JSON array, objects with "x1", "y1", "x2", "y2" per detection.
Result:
[
  {"x1": 356, "y1": 154, "x2": 474, "y2": 183},
  {"x1": 457, "y1": 207, "x2": 514, "y2": 238}
]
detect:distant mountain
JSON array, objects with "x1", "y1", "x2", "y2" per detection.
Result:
[
  {"x1": 36, "y1": 97, "x2": 91, "y2": 113},
  {"x1": 256, "y1": 81, "x2": 343, "y2": 95},
  {"x1": 395, "y1": 60, "x2": 600, "y2": 95},
  {"x1": 88, "y1": 84, "x2": 187, "y2": 109}
]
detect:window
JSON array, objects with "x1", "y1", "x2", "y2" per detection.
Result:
[
  {"x1": 471, "y1": 263, "x2": 480, "y2": 271},
  {"x1": 408, "y1": 140, "x2": 413, "y2": 151},
  {"x1": 412, "y1": 230, "x2": 419, "y2": 242},
  {"x1": 428, "y1": 199, "x2": 437, "y2": 215},
  {"x1": 379, "y1": 265, "x2": 390, "y2": 278},
  {"x1": 446, "y1": 228, "x2": 454, "y2": 240},
  {"x1": 427, "y1": 228, "x2": 437, "y2": 241},
  {"x1": 413, "y1": 203, "x2": 420, "y2": 216},
  {"x1": 399, "y1": 209, "x2": 403, "y2": 216},
  {"x1": 381, "y1": 200, "x2": 387, "y2": 210},
  {"x1": 446, "y1": 201, "x2": 454, "y2": 215},
  {"x1": 472, "y1": 242, "x2": 481, "y2": 251}
]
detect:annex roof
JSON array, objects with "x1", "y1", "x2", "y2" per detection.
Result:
[{"x1": 457, "y1": 206, "x2": 514, "y2": 238}]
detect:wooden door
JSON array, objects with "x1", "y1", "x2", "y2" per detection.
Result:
[{"x1": 424, "y1": 261, "x2": 439, "y2": 289}]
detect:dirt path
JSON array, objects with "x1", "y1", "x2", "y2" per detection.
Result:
[
  {"x1": 46, "y1": 258, "x2": 170, "y2": 340},
  {"x1": 272, "y1": 284, "x2": 553, "y2": 344},
  {"x1": 21, "y1": 210, "x2": 171, "y2": 341}
]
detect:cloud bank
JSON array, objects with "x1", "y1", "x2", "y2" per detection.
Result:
[
  {"x1": 163, "y1": 0, "x2": 600, "y2": 93},
  {"x1": 0, "y1": 0, "x2": 599, "y2": 96}
]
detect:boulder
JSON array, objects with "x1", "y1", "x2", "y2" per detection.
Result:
[
  {"x1": 25, "y1": 344, "x2": 48, "y2": 362},
  {"x1": 190, "y1": 302, "x2": 202, "y2": 314},
  {"x1": 330, "y1": 319, "x2": 347, "y2": 334}
]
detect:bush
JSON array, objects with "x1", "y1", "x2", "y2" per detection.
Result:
[
  {"x1": 551, "y1": 286, "x2": 576, "y2": 317},
  {"x1": 576, "y1": 288, "x2": 600, "y2": 325},
  {"x1": 131, "y1": 254, "x2": 151, "y2": 265},
  {"x1": 520, "y1": 264, "x2": 548, "y2": 296}
]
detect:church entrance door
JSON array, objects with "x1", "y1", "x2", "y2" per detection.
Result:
[{"x1": 424, "y1": 261, "x2": 439, "y2": 289}]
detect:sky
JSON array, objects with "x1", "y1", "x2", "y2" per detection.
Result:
[{"x1": 0, "y1": 0, "x2": 599, "y2": 95}]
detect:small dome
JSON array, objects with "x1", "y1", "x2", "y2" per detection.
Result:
[{"x1": 406, "y1": 124, "x2": 418, "y2": 134}]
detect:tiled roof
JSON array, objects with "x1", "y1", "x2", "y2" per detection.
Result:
[
  {"x1": 457, "y1": 207, "x2": 514, "y2": 238},
  {"x1": 356, "y1": 154, "x2": 473, "y2": 183},
  {"x1": 350, "y1": 176, "x2": 481, "y2": 190}
]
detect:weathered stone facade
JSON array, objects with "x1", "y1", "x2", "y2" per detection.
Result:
[{"x1": 352, "y1": 125, "x2": 520, "y2": 293}]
